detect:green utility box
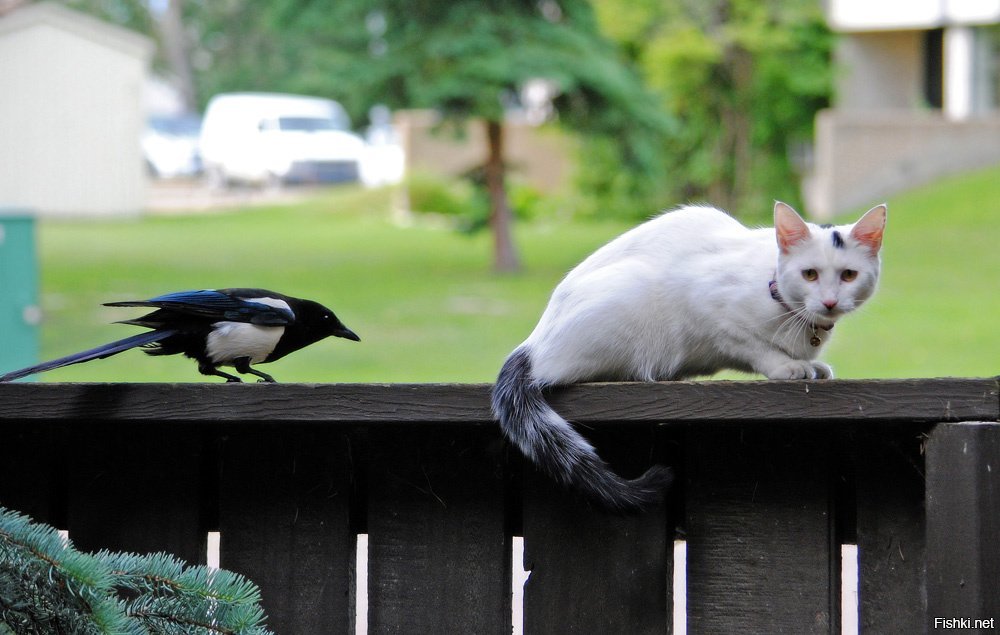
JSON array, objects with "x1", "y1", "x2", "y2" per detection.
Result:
[{"x1": 0, "y1": 211, "x2": 40, "y2": 378}]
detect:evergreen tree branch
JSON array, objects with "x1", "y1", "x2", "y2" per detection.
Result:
[{"x1": 1, "y1": 507, "x2": 272, "y2": 635}]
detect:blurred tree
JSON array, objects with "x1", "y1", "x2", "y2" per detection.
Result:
[
  {"x1": 57, "y1": 0, "x2": 155, "y2": 37},
  {"x1": 155, "y1": 0, "x2": 197, "y2": 111},
  {"x1": 593, "y1": 0, "x2": 833, "y2": 217},
  {"x1": 57, "y1": 0, "x2": 195, "y2": 106},
  {"x1": 184, "y1": 0, "x2": 670, "y2": 272}
]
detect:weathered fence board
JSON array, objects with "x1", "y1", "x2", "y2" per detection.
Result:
[
  {"x1": 66, "y1": 423, "x2": 207, "y2": 565},
  {"x1": 522, "y1": 426, "x2": 672, "y2": 634},
  {"x1": 0, "y1": 379, "x2": 996, "y2": 634},
  {"x1": 366, "y1": 426, "x2": 509, "y2": 634},
  {"x1": 218, "y1": 427, "x2": 355, "y2": 634},
  {"x1": 855, "y1": 428, "x2": 927, "y2": 634},
  {"x1": 925, "y1": 421, "x2": 1000, "y2": 633},
  {"x1": 1, "y1": 378, "x2": 995, "y2": 423},
  {"x1": 0, "y1": 425, "x2": 61, "y2": 525},
  {"x1": 685, "y1": 426, "x2": 837, "y2": 634}
]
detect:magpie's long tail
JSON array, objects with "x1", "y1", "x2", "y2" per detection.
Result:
[
  {"x1": 491, "y1": 346, "x2": 674, "y2": 514},
  {"x1": 0, "y1": 329, "x2": 177, "y2": 382}
]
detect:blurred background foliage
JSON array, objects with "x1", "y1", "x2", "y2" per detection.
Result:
[
  {"x1": 63, "y1": 0, "x2": 831, "y2": 222},
  {"x1": 589, "y1": 0, "x2": 833, "y2": 218}
]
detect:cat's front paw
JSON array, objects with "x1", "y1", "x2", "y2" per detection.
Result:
[{"x1": 766, "y1": 360, "x2": 834, "y2": 380}]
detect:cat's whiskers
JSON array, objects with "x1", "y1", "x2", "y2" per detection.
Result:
[
  {"x1": 747, "y1": 307, "x2": 804, "y2": 348},
  {"x1": 772, "y1": 304, "x2": 814, "y2": 347}
]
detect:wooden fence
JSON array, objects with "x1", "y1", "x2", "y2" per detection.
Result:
[{"x1": 0, "y1": 378, "x2": 997, "y2": 634}]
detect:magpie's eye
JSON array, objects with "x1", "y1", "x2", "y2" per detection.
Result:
[
  {"x1": 841, "y1": 269, "x2": 858, "y2": 282},
  {"x1": 802, "y1": 269, "x2": 819, "y2": 282}
]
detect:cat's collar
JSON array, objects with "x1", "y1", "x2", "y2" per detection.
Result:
[{"x1": 768, "y1": 278, "x2": 833, "y2": 346}]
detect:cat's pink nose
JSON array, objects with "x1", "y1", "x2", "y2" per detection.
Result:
[{"x1": 823, "y1": 300, "x2": 838, "y2": 311}]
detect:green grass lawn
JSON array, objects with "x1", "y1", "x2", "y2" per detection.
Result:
[
  {"x1": 18, "y1": 166, "x2": 1000, "y2": 382},
  {"x1": 822, "y1": 166, "x2": 999, "y2": 379}
]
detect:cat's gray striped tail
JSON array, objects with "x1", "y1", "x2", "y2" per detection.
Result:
[{"x1": 491, "y1": 347, "x2": 674, "y2": 514}]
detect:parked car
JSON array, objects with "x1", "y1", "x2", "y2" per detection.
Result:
[
  {"x1": 142, "y1": 114, "x2": 202, "y2": 179},
  {"x1": 199, "y1": 92, "x2": 365, "y2": 188},
  {"x1": 359, "y1": 103, "x2": 405, "y2": 187}
]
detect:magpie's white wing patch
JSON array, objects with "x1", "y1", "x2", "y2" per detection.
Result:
[
  {"x1": 245, "y1": 297, "x2": 294, "y2": 318},
  {"x1": 207, "y1": 322, "x2": 284, "y2": 364}
]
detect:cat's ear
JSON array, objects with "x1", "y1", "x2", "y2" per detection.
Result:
[
  {"x1": 774, "y1": 201, "x2": 811, "y2": 254},
  {"x1": 850, "y1": 204, "x2": 887, "y2": 255}
]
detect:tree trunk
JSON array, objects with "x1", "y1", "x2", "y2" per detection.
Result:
[
  {"x1": 157, "y1": 0, "x2": 197, "y2": 112},
  {"x1": 484, "y1": 119, "x2": 521, "y2": 273}
]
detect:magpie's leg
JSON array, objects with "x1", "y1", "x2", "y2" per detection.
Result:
[
  {"x1": 198, "y1": 360, "x2": 242, "y2": 383},
  {"x1": 234, "y1": 357, "x2": 276, "y2": 383}
]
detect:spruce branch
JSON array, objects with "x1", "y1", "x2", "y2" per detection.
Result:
[{"x1": 1, "y1": 507, "x2": 273, "y2": 635}]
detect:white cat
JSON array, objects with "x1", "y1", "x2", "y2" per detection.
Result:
[{"x1": 492, "y1": 201, "x2": 886, "y2": 512}]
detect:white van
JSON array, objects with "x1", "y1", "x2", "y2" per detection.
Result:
[{"x1": 200, "y1": 92, "x2": 365, "y2": 187}]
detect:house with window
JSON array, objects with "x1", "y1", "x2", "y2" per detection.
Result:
[{"x1": 807, "y1": 0, "x2": 1000, "y2": 218}]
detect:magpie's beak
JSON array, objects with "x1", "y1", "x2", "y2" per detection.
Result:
[{"x1": 334, "y1": 326, "x2": 361, "y2": 342}]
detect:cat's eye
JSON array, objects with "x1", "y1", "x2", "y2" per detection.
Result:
[
  {"x1": 841, "y1": 269, "x2": 858, "y2": 282},
  {"x1": 802, "y1": 269, "x2": 819, "y2": 282}
]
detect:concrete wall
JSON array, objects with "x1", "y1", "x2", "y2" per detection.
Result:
[
  {"x1": 836, "y1": 31, "x2": 926, "y2": 111},
  {"x1": 806, "y1": 110, "x2": 1000, "y2": 218},
  {"x1": 0, "y1": 4, "x2": 152, "y2": 216},
  {"x1": 394, "y1": 110, "x2": 575, "y2": 193},
  {"x1": 812, "y1": 8, "x2": 1000, "y2": 218}
]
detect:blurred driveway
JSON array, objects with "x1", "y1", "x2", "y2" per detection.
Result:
[{"x1": 146, "y1": 179, "x2": 315, "y2": 214}]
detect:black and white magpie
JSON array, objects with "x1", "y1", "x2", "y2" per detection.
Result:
[{"x1": 0, "y1": 288, "x2": 360, "y2": 383}]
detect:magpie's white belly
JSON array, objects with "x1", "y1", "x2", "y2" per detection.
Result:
[{"x1": 206, "y1": 322, "x2": 285, "y2": 365}]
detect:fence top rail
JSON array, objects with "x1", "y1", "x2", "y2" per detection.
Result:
[{"x1": 0, "y1": 378, "x2": 996, "y2": 425}]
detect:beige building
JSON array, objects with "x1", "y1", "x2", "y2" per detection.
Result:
[
  {"x1": 0, "y1": 2, "x2": 153, "y2": 216},
  {"x1": 394, "y1": 110, "x2": 575, "y2": 195},
  {"x1": 807, "y1": 0, "x2": 1000, "y2": 218}
]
